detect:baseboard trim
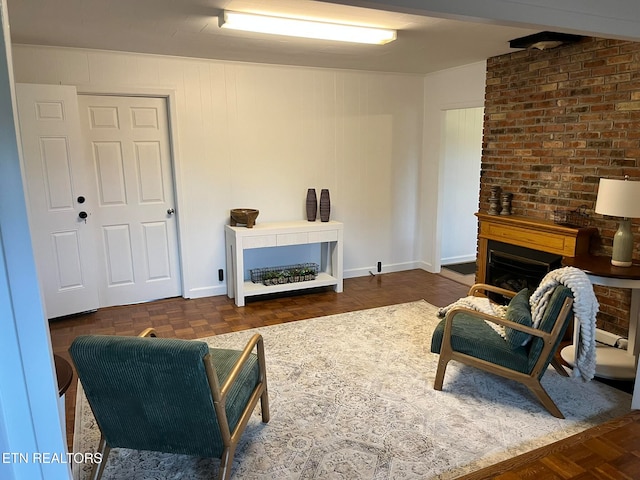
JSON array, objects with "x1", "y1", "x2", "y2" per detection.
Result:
[
  {"x1": 344, "y1": 261, "x2": 421, "y2": 279},
  {"x1": 441, "y1": 255, "x2": 477, "y2": 266}
]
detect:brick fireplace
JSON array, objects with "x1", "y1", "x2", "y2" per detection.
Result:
[{"x1": 480, "y1": 37, "x2": 640, "y2": 336}]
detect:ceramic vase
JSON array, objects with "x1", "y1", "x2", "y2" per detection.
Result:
[
  {"x1": 306, "y1": 188, "x2": 317, "y2": 221},
  {"x1": 319, "y1": 189, "x2": 331, "y2": 222}
]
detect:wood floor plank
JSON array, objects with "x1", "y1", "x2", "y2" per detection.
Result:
[
  {"x1": 460, "y1": 412, "x2": 640, "y2": 480},
  {"x1": 540, "y1": 454, "x2": 586, "y2": 478}
]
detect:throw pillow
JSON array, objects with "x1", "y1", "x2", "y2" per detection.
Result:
[{"x1": 504, "y1": 288, "x2": 533, "y2": 349}]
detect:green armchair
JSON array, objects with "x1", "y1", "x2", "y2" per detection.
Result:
[
  {"x1": 431, "y1": 283, "x2": 574, "y2": 418},
  {"x1": 69, "y1": 328, "x2": 270, "y2": 480}
]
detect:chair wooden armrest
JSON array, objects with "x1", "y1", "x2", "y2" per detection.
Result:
[
  {"x1": 138, "y1": 328, "x2": 157, "y2": 338},
  {"x1": 468, "y1": 283, "x2": 518, "y2": 299}
]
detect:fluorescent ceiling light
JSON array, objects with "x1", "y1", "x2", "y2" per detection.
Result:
[{"x1": 219, "y1": 11, "x2": 397, "y2": 45}]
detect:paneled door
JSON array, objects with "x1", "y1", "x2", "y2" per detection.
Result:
[
  {"x1": 78, "y1": 95, "x2": 181, "y2": 307},
  {"x1": 16, "y1": 83, "x2": 100, "y2": 318},
  {"x1": 17, "y1": 85, "x2": 181, "y2": 318}
]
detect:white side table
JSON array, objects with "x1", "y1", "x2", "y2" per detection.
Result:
[
  {"x1": 54, "y1": 355, "x2": 73, "y2": 443},
  {"x1": 561, "y1": 255, "x2": 640, "y2": 408}
]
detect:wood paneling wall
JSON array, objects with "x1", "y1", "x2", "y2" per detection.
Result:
[{"x1": 12, "y1": 46, "x2": 426, "y2": 296}]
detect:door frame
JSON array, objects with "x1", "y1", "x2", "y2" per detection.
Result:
[
  {"x1": 434, "y1": 100, "x2": 484, "y2": 273},
  {"x1": 439, "y1": 105, "x2": 484, "y2": 266},
  {"x1": 75, "y1": 85, "x2": 189, "y2": 299}
]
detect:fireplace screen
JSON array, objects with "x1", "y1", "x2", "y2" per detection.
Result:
[{"x1": 486, "y1": 241, "x2": 562, "y2": 303}]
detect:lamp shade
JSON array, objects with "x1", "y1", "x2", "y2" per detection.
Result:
[{"x1": 595, "y1": 178, "x2": 640, "y2": 219}]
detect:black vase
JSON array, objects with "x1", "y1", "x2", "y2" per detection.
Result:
[
  {"x1": 319, "y1": 189, "x2": 330, "y2": 222},
  {"x1": 306, "y1": 188, "x2": 317, "y2": 222}
]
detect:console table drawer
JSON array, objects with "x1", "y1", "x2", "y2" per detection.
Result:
[
  {"x1": 243, "y1": 235, "x2": 277, "y2": 249},
  {"x1": 241, "y1": 230, "x2": 339, "y2": 248},
  {"x1": 309, "y1": 230, "x2": 338, "y2": 243},
  {"x1": 277, "y1": 232, "x2": 309, "y2": 246}
]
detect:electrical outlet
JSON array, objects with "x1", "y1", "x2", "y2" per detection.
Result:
[{"x1": 377, "y1": 261, "x2": 382, "y2": 273}]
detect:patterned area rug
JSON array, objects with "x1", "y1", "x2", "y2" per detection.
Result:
[{"x1": 72, "y1": 300, "x2": 631, "y2": 479}]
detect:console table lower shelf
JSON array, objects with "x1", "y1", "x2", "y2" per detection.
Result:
[{"x1": 243, "y1": 272, "x2": 339, "y2": 298}]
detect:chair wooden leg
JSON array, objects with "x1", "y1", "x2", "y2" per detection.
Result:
[
  {"x1": 90, "y1": 435, "x2": 111, "y2": 480},
  {"x1": 550, "y1": 358, "x2": 570, "y2": 377},
  {"x1": 433, "y1": 357, "x2": 449, "y2": 391},
  {"x1": 527, "y1": 380, "x2": 564, "y2": 419},
  {"x1": 260, "y1": 387, "x2": 270, "y2": 423},
  {"x1": 217, "y1": 445, "x2": 237, "y2": 480}
]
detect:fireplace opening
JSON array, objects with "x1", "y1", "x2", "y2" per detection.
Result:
[{"x1": 486, "y1": 241, "x2": 562, "y2": 304}]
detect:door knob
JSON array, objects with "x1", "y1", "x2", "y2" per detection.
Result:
[
  {"x1": 167, "y1": 208, "x2": 175, "y2": 215},
  {"x1": 79, "y1": 211, "x2": 88, "y2": 219}
]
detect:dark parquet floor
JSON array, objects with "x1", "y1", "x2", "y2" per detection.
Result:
[{"x1": 49, "y1": 269, "x2": 640, "y2": 479}]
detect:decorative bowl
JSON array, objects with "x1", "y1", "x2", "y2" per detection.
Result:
[{"x1": 230, "y1": 208, "x2": 259, "y2": 228}]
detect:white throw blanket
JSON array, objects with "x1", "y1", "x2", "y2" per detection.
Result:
[
  {"x1": 530, "y1": 266, "x2": 599, "y2": 382},
  {"x1": 437, "y1": 296, "x2": 508, "y2": 336},
  {"x1": 437, "y1": 296, "x2": 506, "y2": 318}
]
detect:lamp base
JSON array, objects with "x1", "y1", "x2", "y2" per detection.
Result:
[
  {"x1": 611, "y1": 259, "x2": 633, "y2": 267},
  {"x1": 611, "y1": 218, "x2": 634, "y2": 268}
]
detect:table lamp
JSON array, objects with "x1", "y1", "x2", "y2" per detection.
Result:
[{"x1": 595, "y1": 176, "x2": 640, "y2": 267}]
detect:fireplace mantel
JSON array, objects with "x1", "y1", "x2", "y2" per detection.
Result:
[{"x1": 476, "y1": 213, "x2": 598, "y2": 283}]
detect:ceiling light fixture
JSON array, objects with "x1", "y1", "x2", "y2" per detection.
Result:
[{"x1": 219, "y1": 11, "x2": 397, "y2": 45}]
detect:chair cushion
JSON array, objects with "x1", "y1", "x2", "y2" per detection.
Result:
[
  {"x1": 504, "y1": 288, "x2": 533, "y2": 349},
  {"x1": 431, "y1": 312, "x2": 531, "y2": 374},
  {"x1": 210, "y1": 348, "x2": 260, "y2": 434}
]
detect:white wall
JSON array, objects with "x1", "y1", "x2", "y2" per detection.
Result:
[
  {"x1": 420, "y1": 61, "x2": 486, "y2": 272},
  {"x1": 12, "y1": 45, "x2": 425, "y2": 297}
]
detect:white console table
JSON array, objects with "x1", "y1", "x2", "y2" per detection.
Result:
[{"x1": 225, "y1": 220, "x2": 343, "y2": 307}]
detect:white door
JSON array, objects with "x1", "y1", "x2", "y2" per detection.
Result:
[
  {"x1": 16, "y1": 83, "x2": 100, "y2": 318},
  {"x1": 78, "y1": 95, "x2": 181, "y2": 307}
]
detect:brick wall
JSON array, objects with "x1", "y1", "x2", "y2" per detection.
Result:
[{"x1": 481, "y1": 37, "x2": 640, "y2": 336}]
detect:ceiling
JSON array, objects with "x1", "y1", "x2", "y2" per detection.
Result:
[{"x1": 6, "y1": 0, "x2": 547, "y2": 75}]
